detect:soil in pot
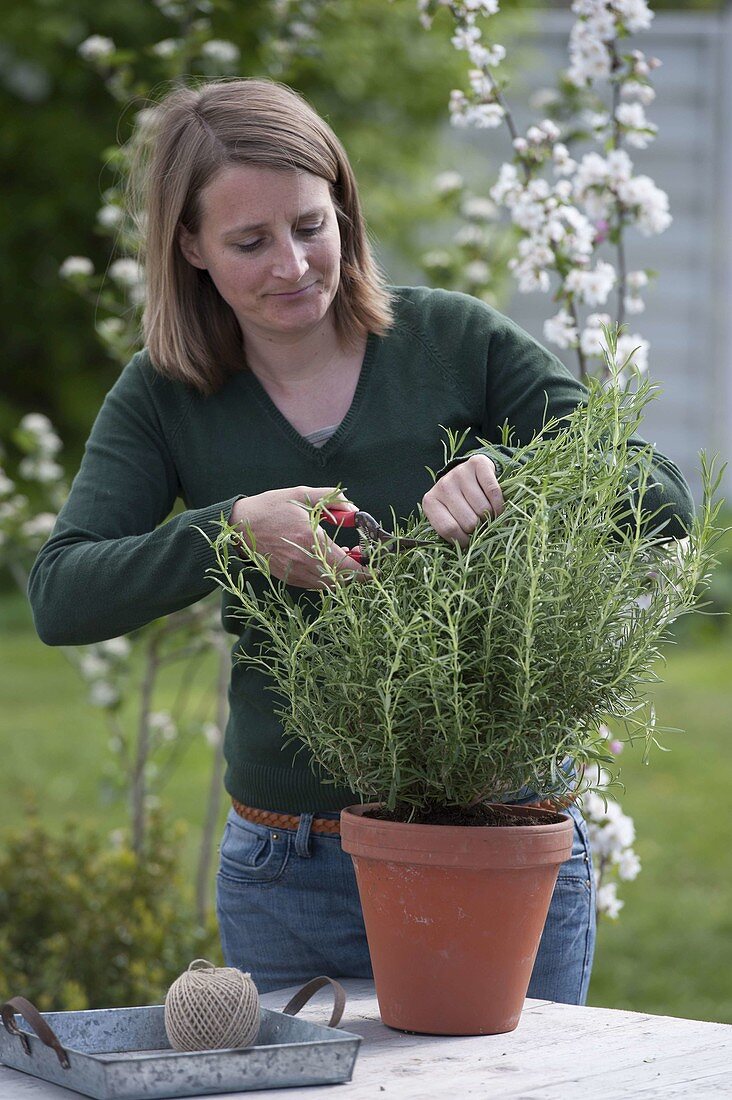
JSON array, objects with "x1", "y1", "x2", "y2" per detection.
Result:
[{"x1": 364, "y1": 802, "x2": 566, "y2": 827}]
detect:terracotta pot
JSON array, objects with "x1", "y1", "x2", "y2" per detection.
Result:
[{"x1": 340, "y1": 802, "x2": 573, "y2": 1036}]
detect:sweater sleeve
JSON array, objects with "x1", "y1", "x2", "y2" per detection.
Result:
[
  {"x1": 435, "y1": 307, "x2": 695, "y2": 540},
  {"x1": 27, "y1": 357, "x2": 240, "y2": 646}
]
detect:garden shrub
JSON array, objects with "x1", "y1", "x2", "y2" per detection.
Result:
[{"x1": 0, "y1": 810, "x2": 220, "y2": 1010}]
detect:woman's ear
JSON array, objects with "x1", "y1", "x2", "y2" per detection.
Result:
[{"x1": 178, "y1": 224, "x2": 207, "y2": 270}]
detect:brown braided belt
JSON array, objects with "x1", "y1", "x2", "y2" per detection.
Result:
[
  {"x1": 231, "y1": 799, "x2": 342, "y2": 836},
  {"x1": 232, "y1": 792, "x2": 577, "y2": 836},
  {"x1": 526, "y1": 795, "x2": 577, "y2": 813}
]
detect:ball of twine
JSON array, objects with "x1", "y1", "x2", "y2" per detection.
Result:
[{"x1": 164, "y1": 959, "x2": 260, "y2": 1052}]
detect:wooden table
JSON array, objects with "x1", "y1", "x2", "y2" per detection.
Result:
[{"x1": 1, "y1": 978, "x2": 730, "y2": 1099}]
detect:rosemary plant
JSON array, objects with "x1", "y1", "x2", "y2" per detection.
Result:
[{"x1": 206, "y1": 334, "x2": 723, "y2": 821}]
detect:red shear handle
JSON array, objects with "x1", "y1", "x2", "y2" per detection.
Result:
[
  {"x1": 320, "y1": 507, "x2": 364, "y2": 565},
  {"x1": 321, "y1": 506, "x2": 357, "y2": 527}
]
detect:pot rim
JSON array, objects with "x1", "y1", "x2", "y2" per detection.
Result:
[
  {"x1": 342, "y1": 801, "x2": 570, "y2": 829},
  {"x1": 339, "y1": 802, "x2": 574, "y2": 867}
]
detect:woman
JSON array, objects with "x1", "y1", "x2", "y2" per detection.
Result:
[{"x1": 29, "y1": 79, "x2": 694, "y2": 1000}]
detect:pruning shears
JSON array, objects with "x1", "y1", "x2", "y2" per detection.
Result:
[{"x1": 321, "y1": 507, "x2": 434, "y2": 566}]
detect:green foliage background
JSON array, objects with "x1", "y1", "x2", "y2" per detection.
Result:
[{"x1": 2, "y1": 0, "x2": 729, "y2": 1016}]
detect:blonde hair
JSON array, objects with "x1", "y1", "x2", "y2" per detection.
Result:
[{"x1": 130, "y1": 79, "x2": 395, "y2": 394}]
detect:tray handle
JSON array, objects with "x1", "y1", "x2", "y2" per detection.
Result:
[
  {"x1": 281, "y1": 976, "x2": 346, "y2": 1029},
  {"x1": 0, "y1": 996, "x2": 70, "y2": 1069}
]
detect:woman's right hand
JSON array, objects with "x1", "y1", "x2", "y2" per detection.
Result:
[{"x1": 229, "y1": 487, "x2": 369, "y2": 590}]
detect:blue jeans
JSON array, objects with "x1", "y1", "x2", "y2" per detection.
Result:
[{"x1": 216, "y1": 801, "x2": 596, "y2": 1004}]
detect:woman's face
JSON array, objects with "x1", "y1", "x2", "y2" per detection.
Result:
[{"x1": 178, "y1": 164, "x2": 342, "y2": 345}]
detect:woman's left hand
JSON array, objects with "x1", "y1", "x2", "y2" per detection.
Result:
[{"x1": 421, "y1": 454, "x2": 504, "y2": 549}]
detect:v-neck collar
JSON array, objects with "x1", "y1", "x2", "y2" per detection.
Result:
[{"x1": 240, "y1": 330, "x2": 379, "y2": 461}]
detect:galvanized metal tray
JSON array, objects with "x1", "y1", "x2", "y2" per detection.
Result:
[{"x1": 0, "y1": 976, "x2": 361, "y2": 1099}]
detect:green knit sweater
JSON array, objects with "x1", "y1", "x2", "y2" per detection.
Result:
[{"x1": 28, "y1": 286, "x2": 694, "y2": 812}]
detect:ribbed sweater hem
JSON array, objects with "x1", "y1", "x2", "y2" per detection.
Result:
[{"x1": 224, "y1": 761, "x2": 368, "y2": 815}]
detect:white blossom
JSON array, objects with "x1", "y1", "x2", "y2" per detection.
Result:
[
  {"x1": 0, "y1": 469, "x2": 14, "y2": 496},
  {"x1": 468, "y1": 69, "x2": 493, "y2": 98},
  {"x1": 567, "y1": 19, "x2": 613, "y2": 87},
  {"x1": 96, "y1": 317, "x2": 125, "y2": 340},
  {"x1": 624, "y1": 295, "x2": 645, "y2": 315},
  {"x1": 621, "y1": 79, "x2": 656, "y2": 106},
  {"x1": 616, "y1": 101, "x2": 657, "y2": 148},
  {"x1": 150, "y1": 711, "x2": 177, "y2": 742},
  {"x1": 461, "y1": 196, "x2": 497, "y2": 221},
  {"x1": 422, "y1": 250, "x2": 452, "y2": 270},
  {"x1": 89, "y1": 680, "x2": 119, "y2": 708},
  {"x1": 616, "y1": 848, "x2": 642, "y2": 880},
  {"x1": 203, "y1": 722, "x2": 222, "y2": 748},
  {"x1": 20, "y1": 412, "x2": 53, "y2": 437},
  {"x1": 538, "y1": 118, "x2": 561, "y2": 142},
  {"x1": 596, "y1": 881, "x2": 624, "y2": 918},
  {"x1": 614, "y1": 0, "x2": 654, "y2": 33},
  {"x1": 98, "y1": 636, "x2": 132, "y2": 660},
  {"x1": 510, "y1": 195, "x2": 546, "y2": 233},
  {"x1": 78, "y1": 36, "x2": 115, "y2": 62},
  {"x1": 544, "y1": 308, "x2": 579, "y2": 349},
  {"x1": 109, "y1": 258, "x2": 144, "y2": 288},
  {"x1": 464, "y1": 260, "x2": 490, "y2": 284},
  {"x1": 454, "y1": 102, "x2": 505, "y2": 129},
  {"x1": 616, "y1": 175, "x2": 671, "y2": 235},
  {"x1": 552, "y1": 143, "x2": 577, "y2": 177},
  {"x1": 19, "y1": 457, "x2": 63, "y2": 484},
  {"x1": 60, "y1": 256, "x2": 94, "y2": 278},
  {"x1": 153, "y1": 0, "x2": 185, "y2": 14},
  {"x1": 584, "y1": 109, "x2": 610, "y2": 133},
  {"x1": 97, "y1": 204, "x2": 123, "y2": 228},
  {"x1": 0, "y1": 497, "x2": 26, "y2": 522},
  {"x1": 289, "y1": 21, "x2": 317, "y2": 41},
  {"x1": 151, "y1": 39, "x2": 181, "y2": 58},
  {"x1": 508, "y1": 256, "x2": 551, "y2": 294},
  {"x1": 433, "y1": 170, "x2": 464, "y2": 196},
  {"x1": 455, "y1": 224, "x2": 486, "y2": 247},
  {"x1": 530, "y1": 87, "x2": 560, "y2": 111},
  {"x1": 627, "y1": 269, "x2": 649, "y2": 291},
  {"x1": 20, "y1": 513, "x2": 56, "y2": 540},
  {"x1": 80, "y1": 653, "x2": 111, "y2": 680},
  {"x1": 564, "y1": 260, "x2": 616, "y2": 306},
  {"x1": 580, "y1": 313, "x2": 612, "y2": 357},
  {"x1": 451, "y1": 25, "x2": 482, "y2": 52},
  {"x1": 201, "y1": 39, "x2": 240, "y2": 65},
  {"x1": 463, "y1": 0, "x2": 500, "y2": 14},
  {"x1": 616, "y1": 332, "x2": 649, "y2": 376},
  {"x1": 468, "y1": 42, "x2": 505, "y2": 68}
]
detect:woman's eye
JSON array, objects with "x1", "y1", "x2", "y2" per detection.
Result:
[{"x1": 235, "y1": 224, "x2": 323, "y2": 254}]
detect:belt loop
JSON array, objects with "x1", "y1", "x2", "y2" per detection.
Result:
[{"x1": 295, "y1": 812, "x2": 314, "y2": 858}]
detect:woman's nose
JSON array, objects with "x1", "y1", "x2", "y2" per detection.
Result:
[{"x1": 271, "y1": 236, "x2": 308, "y2": 282}]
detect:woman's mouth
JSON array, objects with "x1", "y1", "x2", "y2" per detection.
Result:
[{"x1": 271, "y1": 283, "x2": 316, "y2": 299}]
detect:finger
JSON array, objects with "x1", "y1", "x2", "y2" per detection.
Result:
[
  {"x1": 300, "y1": 487, "x2": 358, "y2": 509},
  {"x1": 470, "y1": 456, "x2": 505, "y2": 517},
  {"x1": 423, "y1": 497, "x2": 473, "y2": 548},
  {"x1": 432, "y1": 480, "x2": 492, "y2": 541}
]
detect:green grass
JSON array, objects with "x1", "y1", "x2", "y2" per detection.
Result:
[
  {"x1": 0, "y1": 591, "x2": 229, "y2": 880},
  {"x1": 586, "y1": 632, "x2": 732, "y2": 1023},
  {"x1": 2, "y1": 591, "x2": 731, "y2": 1022}
]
